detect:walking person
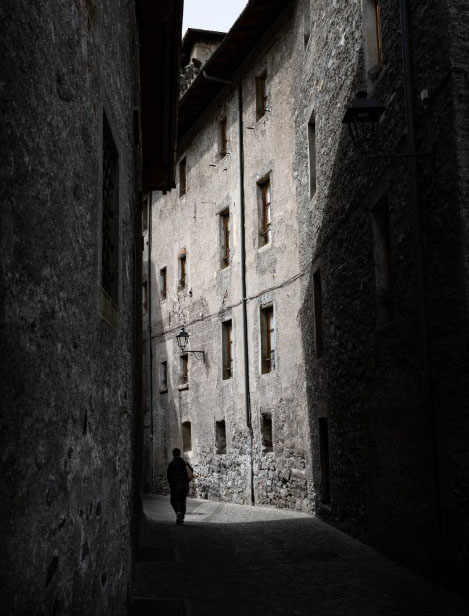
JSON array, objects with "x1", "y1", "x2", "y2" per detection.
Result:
[{"x1": 167, "y1": 448, "x2": 193, "y2": 525}]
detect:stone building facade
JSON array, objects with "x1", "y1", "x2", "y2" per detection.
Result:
[
  {"x1": 146, "y1": 0, "x2": 469, "y2": 595},
  {"x1": 0, "y1": 1, "x2": 181, "y2": 614}
]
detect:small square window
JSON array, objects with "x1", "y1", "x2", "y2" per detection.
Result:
[
  {"x1": 260, "y1": 305, "x2": 275, "y2": 374},
  {"x1": 220, "y1": 209, "x2": 230, "y2": 268},
  {"x1": 219, "y1": 117, "x2": 228, "y2": 157},
  {"x1": 180, "y1": 354, "x2": 188, "y2": 386},
  {"x1": 179, "y1": 157, "x2": 187, "y2": 197},
  {"x1": 160, "y1": 267, "x2": 167, "y2": 300},
  {"x1": 256, "y1": 71, "x2": 267, "y2": 121},
  {"x1": 258, "y1": 178, "x2": 272, "y2": 247},
  {"x1": 222, "y1": 319, "x2": 233, "y2": 380},
  {"x1": 160, "y1": 361, "x2": 168, "y2": 392}
]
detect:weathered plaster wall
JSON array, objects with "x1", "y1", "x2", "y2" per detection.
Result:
[
  {"x1": 0, "y1": 0, "x2": 141, "y2": 613},
  {"x1": 147, "y1": 4, "x2": 314, "y2": 512}
]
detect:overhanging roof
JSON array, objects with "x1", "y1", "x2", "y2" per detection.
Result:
[
  {"x1": 181, "y1": 29, "x2": 226, "y2": 66},
  {"x1": 137, "y1": 0, "x2": 184, "y2": 191},
  {"x1": 178, "y1": 0, "x2": 293, "y2": 140}
]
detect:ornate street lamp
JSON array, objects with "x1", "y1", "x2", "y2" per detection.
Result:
[
  {"x1": 176, "y1": 326, "x2": 205, "y2": 362},
  {"x1": 342, "y1": 90, "x2": 386, "y2": 150}
]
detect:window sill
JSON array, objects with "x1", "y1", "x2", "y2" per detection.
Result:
[
  {"x1": 159, "y1": 388, "x2": 168, "y2": 394},
  {"x1": 258, "y1": 242, "x2": 272, "y2": 253},
  {"x1": 178, "y1": 383, "x2": 189, "y2": 391}
]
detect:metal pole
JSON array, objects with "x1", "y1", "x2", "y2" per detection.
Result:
[
  {"x1": 147, "y1": 190, "x2": 154, "y2": 492},
  {"x1": 399, "y1": 0, "x2": 441, "y2": 576}
]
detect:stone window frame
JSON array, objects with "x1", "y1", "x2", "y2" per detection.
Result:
[
  {"x1": 182, "y1": 420, "x2": 192, "y2": 453},
  {"x1": 219, "y1": 208, "x2": 231, "y2": 268},
  {"x1": 260, "y1": 411, "x2": 274, "y2": 453},
  {"x1": 215, "y1": 418, "x2": 227, "y2": 455},
  {"x1": 255, "y1": 69, "x2": 268, "y2": 122},
  {"x1": 159, "y1": 360, "x2": 168, "y2": 393},
  {"x1": 219, "y1": 115, "x2": 229, "y2": 158},
  {"x1": 260, "y1": 302, "x2": 276, "y2": 374},
  {"x1": 179, "y1": 156, "x2": 187, "y2": 197},
  {"x1": 362, "y1": 0, "x2": 384, "y2": 80},
  {"x1": 222, "y1": 317, "x2": 233, "y2": 380},
  {"x1": 257, "y1": 173, "x2": 272, "y2": 249},
  {"x1": 178, "y1": 249, "x2": 187, "y2": 292},
  {"x1": 307, "y1": 110, "x2": 317, "y2": 199},
  {"x1": 303, "y1": 0, "x2": 311, "y2": 49},
  {"x1": 160, "y1": 266, "x2": 167, "y2": 301},
  {"x1": 179, "y1": 353, "x2": 189, "y2": 390},
  {"x1": 312, "y1": 261, "x2": 324, "y2": 360},
  {"x1": 97, "y1": 99, "x2": 123, "y2": 330}
]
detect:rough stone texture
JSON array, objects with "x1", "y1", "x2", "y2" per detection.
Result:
[
  {"x1": 145, "y1": 0, "x2": 469, "y2": 596},
  {"x1": 293, "y1": 0, "x2": 469, "y2": 595},
  {"x1": 146, "y1": 5, "x2": 314, "y2": 513},
  {"x1": 133, "y1": 495, "x2": 469, "y2": 616},
  {"x1": 0, "y1": 1, "x2": 141, "y2": 613}
]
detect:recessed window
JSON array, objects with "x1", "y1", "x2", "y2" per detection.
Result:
[
  {"x1": 371, "y1": 194, "x2": 393, "y2": 325},
  {"x1": 319, "y1": 417, "x2": 331, "y2": 505},
  {"x1": 222, "y1": 319, "x2": 233, "y2": 380},
  {"x1": 258, "y1": 177, "x2": 272, "y2": 247},
  {"x1": 260, "y1": 305, "x2": 275, "y2": 374},
  {"x1": 100, "y1": 111, "x2": 120, "y2": 325},
  {"x1": 180, "y1": 354, "x2": 188, "y2": 386},
  {"x1": 160, "y1": 361, "x2": 168, "y2": 392},
  {"x1": 179, "y1": 157, "x2": 187, "y2": 197},
  {"x1": 220, "y1": 209, "x2": 230, "y2": 268},
  {"x1": 256, "y1": 71, "x2": 267, "y2": 121},
  {"x1": 261, "y1": 413, "x2": 273, "y2": 452},
  {"x1": 219, "y1": 117, "x2": 228, "y2": 157},
  {"x1": 142, "y1": 281, "x2": 148, "y2": 311},
  {"x1": 216, "y1": 420, "x2": 227, "y2": 454},
  {"x1": 160, "y1": 267, "x2": 167, "y2": 300},
  {"x1": 308, "y1": 113, "x2": 317, "y2": 198},
  {"x1": 313, "y1": 269, "x2": 323, "y2": 358},
  {"x1": 182, "y1": 421, "x2": 192, "y2": 453},
  {"x1": 178, "y1": 253, "x2": 186, "y2": 290},
  {"x1": 364, "y1": 0, "x2": 383, "y2": 71}
]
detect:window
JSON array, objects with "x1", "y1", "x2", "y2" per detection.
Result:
[
  {"x1": 371, "y1": 195, "x2": 393, "y2": 325},
  {"x1": 182, "y1": 421, "x2": 192, "y2": 452},
  {"x1": 258, "y1": 177, "x2": 272, "y2": 247},
  {"x1": 142, "y1": 281, "x2": 148, "y2": 311},
  {"x1": 308, "y1": 113, "x2": 317, "y2": 198},
  {"x1": 304, "y1": 0, "x2": 311, "y2": 48},
  {"x1": 100, "y1": 111, "x2": 120, "y2": 326},
  {"x1": 260, "y1": 305, "x2": 275, "y2": 374},
  {"x1": 319, "y1": 418, "x2": 331, "y2": 505},
  {"x1": 142, "y1": 195, "x2": 148, "y2": 232},
  {"x1": 180, "y1": 354, "x2": 188, "y2": 386},
  {"x1": 220, "y1": 209, "x2": 230, "y2": 268},
  {"x1": 256, "y1": 71, "x2": 267, "y2": 121},
  {"x1": 216, "y1": 420, "x2": 227, "y2": 454},
  {"x1": 179, "y1": 157, "x2": 186, "y2": 196},
  {"x1": 178, "y1": 253, "x2": 186, "y2": 290},
  {"x1": 364, "y1": 0, "x2": 383, "y2": 71},
  {"x1": 219, "y1": 117, "x2": 228, "y2": 157},
  {"x1": 160, "y1": 267, "x2": 167, "y2": 300},
  {"x1": 261, "y1": 413, "x2": 273, "y2": 452},
  {"x1": 160, "y1": 361, "x2": 168, "y2": 392},
  {"x1": 313, "y1": 269, "x2": 323, "y2": 358},
  {"x1": 222, "y1": 319, "x2": 233, "y2": 380}
]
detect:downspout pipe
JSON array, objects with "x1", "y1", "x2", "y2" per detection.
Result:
[
  {"x1": 147, "y1": 190, "x2": 154, "y2": 492},
  {"x1": 399, "y1": 0, "x2": 441, "y2": 576},
  {"x1": 203, "y1": 70, "x2": 255, "y2": 505}
]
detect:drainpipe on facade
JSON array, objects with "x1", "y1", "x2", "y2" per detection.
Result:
[
  {"x1": 146, "y1": 190, "x2": 154, "y2": 492},
  {"x1": 399, "y1": 0, "x2": 442, "y2": 577},
  {"x1": 203, "y1": 70, "x2": 255, "y2": 506}
]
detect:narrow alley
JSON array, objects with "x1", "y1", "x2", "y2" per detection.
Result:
[{"x1": 131, "y1": 497, "x2": 469, "y2": 616}]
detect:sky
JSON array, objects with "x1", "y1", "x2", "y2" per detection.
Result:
[{"x1": 182, "y1": 0, "x2": 248, "y2": 37}]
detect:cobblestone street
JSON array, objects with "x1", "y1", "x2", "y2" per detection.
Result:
[{"x1": 131, "y1": 496, "x2": 469, "y2": 616}]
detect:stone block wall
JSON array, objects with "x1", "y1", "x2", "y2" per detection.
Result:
[{"x1": 0, "y1": 0, "x2": 141, "y2": 613}]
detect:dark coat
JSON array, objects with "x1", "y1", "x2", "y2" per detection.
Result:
[{"x1": 167, "y1": 456, "x2": 190, "y2": 487}]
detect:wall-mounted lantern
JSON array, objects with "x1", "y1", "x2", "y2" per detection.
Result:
[
  {"x1": 342, "y1": 90, "x2": 386, "y2": 150},
  {"x1": 176, "y1": 326, "x2": 205, "y2": 362}
]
